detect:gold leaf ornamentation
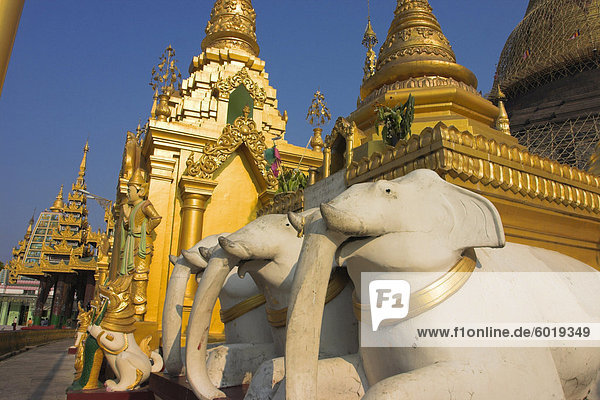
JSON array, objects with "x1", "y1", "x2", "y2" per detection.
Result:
[
  {"x1": 214, "y1": 68, "x2": 266, "y2": 107},
  {"x1": 184, "y1": 107, "x2": 277, "y2": 189}
]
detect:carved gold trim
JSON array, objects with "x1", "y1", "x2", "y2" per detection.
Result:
[
  {"x1": 347, "y1": 122, "x2": 600, "y2": 215},
  {"x1": 183, "y1": 110, "x2": 277, "y2": 189},
  {"x1": 214, "y1": 67, "x2": 266, "y2": 107},
  {"x1": 257, "y1": 189, "x2": 304, "y2": 217},
  {"x1": 59, "y1": 214, "x2": 82, "y2": 226},
  {"x1": 97, "y1": 331, "x2": 129, "y2": 355},
  {"x1": 219, "y1": 293, "x2": 266, "y2": 324}
]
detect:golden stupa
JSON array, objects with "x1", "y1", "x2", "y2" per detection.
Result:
[{"x1": 108, "y1": 0, "x2": 322, "y2": 341}]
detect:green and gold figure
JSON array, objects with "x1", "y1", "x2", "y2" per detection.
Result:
[{"x1": 119, "y1": 169, "x2": 161, "y2": 318}]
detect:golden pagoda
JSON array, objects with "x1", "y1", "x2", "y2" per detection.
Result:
[
  {"x1": 7, "y1": 142, "x2": 112, "y2": 326},
  {"x1": 266, "y1": 0, "x2": 600, "y2": 271},
  {"x1": 108, "y1": 0, "x2": 322, "y2": 340}
]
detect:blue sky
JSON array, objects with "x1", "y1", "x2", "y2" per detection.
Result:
[{"x1": 0, "y1": 0, "x2": 528, "y2": 262}]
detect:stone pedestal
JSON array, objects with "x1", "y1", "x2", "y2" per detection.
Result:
[{"x1": 149, "y1": 373, "x2": 246, "y2": 400}]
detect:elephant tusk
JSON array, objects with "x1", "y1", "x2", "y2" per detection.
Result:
[
  {"x1": 288, "y1": 212, "x2": 305, "y2": 237},
  {"x1": 198, "y1": 246, "x2": 212, "y2": 261}
]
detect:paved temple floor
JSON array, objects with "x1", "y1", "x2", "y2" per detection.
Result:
[{"x1": 0, "y1": 338, "x2": 74, "y2": 400}]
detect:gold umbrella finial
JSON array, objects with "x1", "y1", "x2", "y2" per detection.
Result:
[
  {"x1": 360, "y1": 0, "x2": 478, "y2": 100},
  {"x1": 201, "y1": 0, "x2": 259, "y2": 57},
  {"x1": 51, "y1": 184, "x2": 65, "y2": 211},
  {"x1": 362, "y1": 0, "x2": 378, "y2": 80}
]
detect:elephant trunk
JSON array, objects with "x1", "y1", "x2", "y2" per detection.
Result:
[
  {"x1": 285, "y1": 215, "x2": 346, "y2": 400},
  {"x1": 186, "y1": 252, "x2": 231, "y2": 400},
  {"x1": 162, "y1": 258, "x2": 191, "y2": 376}
]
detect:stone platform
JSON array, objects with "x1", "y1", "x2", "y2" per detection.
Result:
[{"x1": 150, "y1": 372, "x2": 247, "y2": 400}]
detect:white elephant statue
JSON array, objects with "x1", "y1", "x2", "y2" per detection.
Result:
[
  {"x1": 87, "y1": 275, "x2": 163, "y2": 391},
  {"x1": 186, "y1": 213, "x2": 359, "y2": 400},
  {"x1": 284, "y1": 169, "x2": 600, "y2": 400},
  {"x1": 161, "y1": 233, "x2": 273, "y2": 386}
]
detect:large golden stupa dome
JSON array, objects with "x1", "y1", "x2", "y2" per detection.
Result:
[{"x1": 496, "y1": 0, "x2": 600, "y2": 97}]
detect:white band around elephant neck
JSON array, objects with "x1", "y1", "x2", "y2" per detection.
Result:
[{"x1": 353, "y1": 249, "x2": 477, "y2": 327}]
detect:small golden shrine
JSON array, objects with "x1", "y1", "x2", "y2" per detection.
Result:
[{"x1": 108, "y1": 0, "x2": 322, "y2": 340}]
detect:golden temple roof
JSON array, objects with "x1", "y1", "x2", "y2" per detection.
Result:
[
  {"x1": 201, "y1": 0, "x2": 259, "y2": 57},
  {"x1": 360, "y1": 0, "x2": 478, "y2": 100},
  {"x1": 496, "y1": 0, "x2": 600, "y2": 97}
]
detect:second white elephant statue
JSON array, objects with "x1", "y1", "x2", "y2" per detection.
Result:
[{"x1": 162, "y1": 233, "x2": 273, "y2": 386}]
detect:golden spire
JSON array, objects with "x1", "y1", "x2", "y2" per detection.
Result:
[
  {"x1": 201, "y1": 0, "x2": 259, "y2": 57},
  {"x1": 362, "y1": 14, "x2": 378, "y2": 80},
  {"x1": 24, "y1": 211, "x2": 35, "y2": 240},
  {"x1": 492, "y1": 85, "x2": 511, "y2": 135},
  {"x1": 50, "y1": 184, "x2": 65, "y2": 211},
  {"x1": 361, "y1": 0, "x2": 477, "y2": 99},
  {"x1": 75, "y1": 141, "x2": 89, "y2": 189}
]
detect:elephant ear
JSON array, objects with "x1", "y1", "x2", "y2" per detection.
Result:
[{"x1": 439, "y1": 179, "x2": 505, "y2": 250}]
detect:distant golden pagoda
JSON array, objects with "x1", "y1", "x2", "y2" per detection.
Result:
[{"x1": 7, "y1": 142, "x2": 111, "y2": 326}]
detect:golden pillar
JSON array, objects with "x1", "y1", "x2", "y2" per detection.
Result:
[
  {"x1": 178, "y1": 175, "x2": 218, "y2": 336},
  {"x1": 178, "y1": 176, "x2": 217, "y2": 252},
  {"x1": 0, "y1": 0, "x2": 24, "y2": 96}
]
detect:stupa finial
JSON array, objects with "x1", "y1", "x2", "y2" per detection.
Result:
[
  {"x1": 201, "y1": 0, "x2": 259, "y2": 57},
  {"x1": 50, "y1": 184, "x2": 65, "y2": 211},
  {"x1": 362, "y1": 0, "x2": 378, "y2": 81},
  {"x1": 360, "y1": 0, "x2": 477, "y2": 100}
]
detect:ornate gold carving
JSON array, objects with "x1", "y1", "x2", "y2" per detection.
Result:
[
  {"x1": 346, "y1": 122, "x2": 600, "y2": 214},
  {"x1": 60, "y1": 214, "x2": 82, "y2": 226},
  {"x1": 99, "y1": 275, "x2": 137, "y2": 333},
  {"x1": 363, "y1": 17, "x2": 378, "y2": 80},
  {"x1": 362, "y1": 75, "x2": 479, "y2": 105},
  {"x1": 257, "y1": 189, "x2": 304, "y2": 217},
  {"x1": 184, "y1": 107, "x2": 278, "y2": 189},
  {"x1": 377, "y1": 0, "x2": 456, "y2": 70},
  {"x1": 97, "y1": 331, "x2": 129, "y2": 355},
  {"x1": 202, "y1": 0, "x2": 259, "y2": 56},
  {"x1": 139, "y1": 335, "x2": 153, "y2": 358},
  {"x1": 214, "y1": 68, "x2": 266, "y2": 107}
]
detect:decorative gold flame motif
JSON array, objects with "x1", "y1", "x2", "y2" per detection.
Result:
[
  {"x1": 150, "y1": 45, "x2": 182, "y2": 95},
  {"x1": 306, "y1": 90, "x2": 331, "y2": 128}
]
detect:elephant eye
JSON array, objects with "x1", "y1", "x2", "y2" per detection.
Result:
[
  {"x1": 286, "y1": 223, "x2": 290, "y2": 226},
  {"x1": 385, "y1": 188, "x2": 391, "y2": 194}
]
